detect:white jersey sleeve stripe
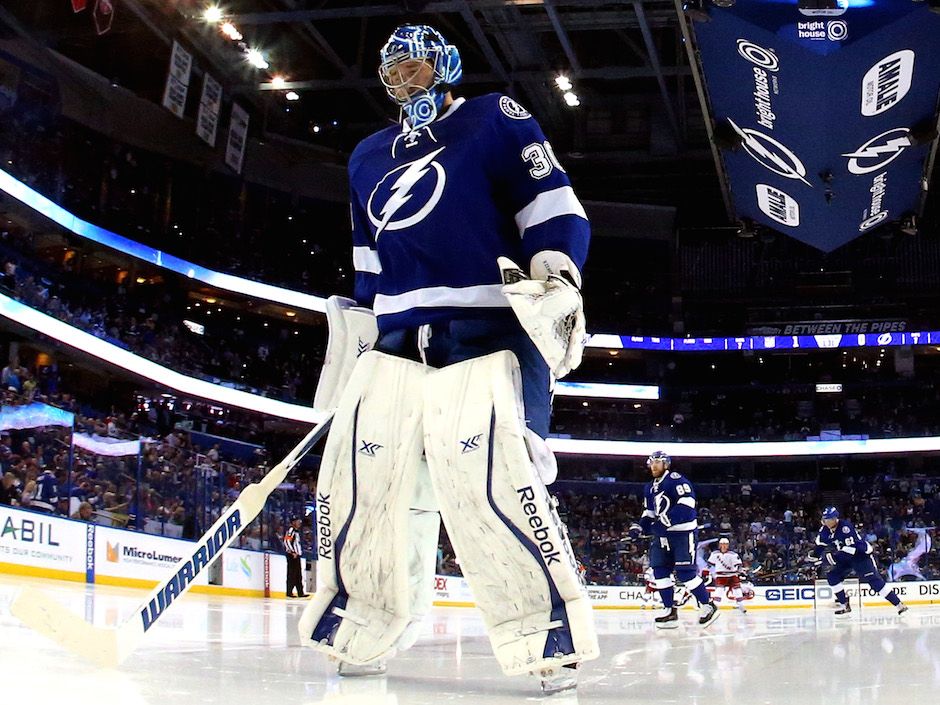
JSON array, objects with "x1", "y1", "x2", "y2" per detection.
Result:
[
  {"x1": 353, "y1": 246, "x2": 382, "y2": 274},
  {"x1": 373, "y1": 284, "x2": 510, "y2": 316},
  {"x1": 514, "y1": 186, "x2": 587, "y2": 236}
]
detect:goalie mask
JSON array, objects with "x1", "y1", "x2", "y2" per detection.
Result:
[{"x1": 379, "y1": 24, "x2": 462, "y2": 131}]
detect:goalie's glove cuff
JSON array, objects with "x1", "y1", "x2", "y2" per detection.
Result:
[
  {"x1": 529, "y1": 250, "x2": 583, "y2": 289},
  {"x1": 498, "y1": 254, "x2": 586, "y2": 379}
]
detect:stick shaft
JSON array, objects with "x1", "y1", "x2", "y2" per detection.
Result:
[{"x1": 113, "y1": 414, "x2": 332, "y2": 659}]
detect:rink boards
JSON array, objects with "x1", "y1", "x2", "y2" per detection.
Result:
[
  {"x1": 432, "y1": 574, "x2": 940, "y2": 611},
  {"x1": 0, "y1": 505, "x2": 286, "y2": 598},
  {"x1": 3, "y1": 505, "x2": 937, "y2": 609}
]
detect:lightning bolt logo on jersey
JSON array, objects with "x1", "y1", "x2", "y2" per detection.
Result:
[
  {"x1": 642, "y1": 471, "x2": 699, "y2": 537},
  {"x1": 349, "y1": 93, "x2": 590, "y2": 334},
  {"x1": 367, "y1": 146, "x2": 447, "y2": 237}
]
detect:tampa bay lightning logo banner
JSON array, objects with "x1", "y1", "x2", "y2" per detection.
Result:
[{"x1": 692, "y1": 0, "x2": 940, "y2": 252}]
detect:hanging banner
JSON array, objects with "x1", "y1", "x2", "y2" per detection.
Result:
[
  {"x1": 0, "y1": 402, "x2": 73, "y2": 431},
  {"x1": 71, "y1": 1, "x2": 87, "y2": 12},
  {"x1": 162, "y1": 40, "x2": 193, "y2": 119},
  {"x1": 72, "y1": 433, "x2": 140, "y2": 457},
  {"x1": 225, "y1": 103, "x2": 250, "y2": 174},
  {"x1": 196, "y1": 72, "x2": 223, "y2": 146},
  {"x1": 692, "y1": 0, "x2": 940, "y2": 252}
]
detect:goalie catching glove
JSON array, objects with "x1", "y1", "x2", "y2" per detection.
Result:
[{"x1": 498, "y1": 251, "x2": 586, "y2": 379}]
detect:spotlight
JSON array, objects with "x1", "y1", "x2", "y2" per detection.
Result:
[
  {"x1": 563, "y1": 91, "x2": 581, "y2": 107},
  {"x1": 203, "y1": 6, "x2": 223, "y2": 23},
  {"x1": 271, "y1": 75, "x2": 287, "y2": 89},
  {"x1": 285, "y1": 91, "x2": 300, "y2": 101},
  {"x1": 555, "y1": 75, "x2": 573, "y2": 91},
  {"x1": 246, "y1": 49, "x2": 269, "y2": 70},
  {"x1": 221, "y1": 22, "x2": 242, "y2": 41}
]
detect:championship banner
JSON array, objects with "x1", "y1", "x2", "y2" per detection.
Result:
[
  {"x1": 691, "y1": 0, "x2": 940, "y2": 252},
  {"x1": 162, "y1": 40, "x2": 193, "y2": 119},
  {"x1": 196, "y1": 72, "x2": 223, "y2": 147},
  {"x1": 225, "y1": 103, "x2": 250, "y2": 174}
]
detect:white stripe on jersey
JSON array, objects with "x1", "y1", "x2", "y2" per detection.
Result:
[
  {"x1": 707, "y1": 550, "x2": 742, "y2": 575},
  {"x1": 373, "y1": 284, "x2": 510, "y2": 316},
  {"x1": 514, "y1": 186, "x2": 588, "y2": 235},
  {"x1": 353, "y1": 246, "x2": 382, "y2": 274}
]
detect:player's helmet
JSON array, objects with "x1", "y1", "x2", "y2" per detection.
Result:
[
  {"x1": 646, "y1": 450, "x2": 671, "y2": 469},
  {"x1": 379, "y1": 24, "x2": 462, "y2": 130},
  {"x1": 719, "y1": 538, "x2": 730, "y2": 545},
  {"x1": 822, "y1": 506, "x2": 840, "y2": 521}
]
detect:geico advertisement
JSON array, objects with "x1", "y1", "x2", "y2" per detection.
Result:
[
  {"x1": 0, "y1": 506, "x2": 85, "y2": 572},
  {"x1": 431, "y1": 576, "x2": 940, "y2": 609},
  {"x1": 94, "y1": 526, "x2": 210, "y2": 584}
]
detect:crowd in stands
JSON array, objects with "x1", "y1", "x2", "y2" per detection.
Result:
[
  {"x1": 0, "y1": 224, "x2": 325, "y2": 404},
  {"x1": 0, "y1": 98, "x2": 350, "y2": 296},
  {"x1": 0, "y1": 387, "x2": 313, "y2": 555},
  {"x1": 436, "y1": 475, "x2": 940, "y2": 587}
]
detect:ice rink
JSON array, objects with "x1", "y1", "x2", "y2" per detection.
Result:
[{"x1": 1, "y1": 574, "x2": 938, "y2": 705}]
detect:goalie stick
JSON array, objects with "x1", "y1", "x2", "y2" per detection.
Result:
[{"x1": 11, "y1": 413, "x2": 333, "y2": 668}]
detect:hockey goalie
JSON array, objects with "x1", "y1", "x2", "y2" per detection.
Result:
[{"x1": 296, "y1": 24, "x2": 598, "y2": 694}]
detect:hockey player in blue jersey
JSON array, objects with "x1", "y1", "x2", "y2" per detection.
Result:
[
  {"x1": 638, "y1": 451, "x2": 719, "y2": 629},
  {"x1": 298, "y1": 24, "x2": 597, "y2": 694},
  {"x1": 808, "y1": 507, "x2": 908, "y2": 616}
]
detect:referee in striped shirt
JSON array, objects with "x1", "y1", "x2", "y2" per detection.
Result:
[{"x1": 284, "y1": 517, "x2": 307, "y2": 598}]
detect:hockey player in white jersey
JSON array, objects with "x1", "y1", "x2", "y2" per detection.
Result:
[
  {"x1": 298, "y1": 24, "x2": 597, "y2": 694},
  {"x1": 707, "y1": 538, "x2": 747, "y2": 613}
]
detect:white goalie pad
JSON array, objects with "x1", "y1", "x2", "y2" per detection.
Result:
[
  {"x1": 299, "y1": 351, "x2": 438, "y2": 664},
  {"x1": 313, "y1": 295, "x2": 379, "y2": 412},
  {"x1": 498, "y1": 257, "x2": 586, "y2": 380},
  {"x1": 423, "y1": 350, "x2": 598, "y2": 676}
]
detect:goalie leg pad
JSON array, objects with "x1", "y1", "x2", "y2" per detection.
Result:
[
  {"x1": 298, "y1": 351, "x2": 429, "y2": 664},
  {"x1": 394, "y1": 459, "x2": 442, "y2": 653},
  {"x1": 423, "y1": 351, "x2": 598, "y2": 676}
]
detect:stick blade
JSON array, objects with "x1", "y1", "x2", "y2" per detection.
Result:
[{"x1": 11, "y1": 588, "x2": 120, "y2": 668}]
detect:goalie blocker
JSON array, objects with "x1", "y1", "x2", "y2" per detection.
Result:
[{"x1": 299, "y1": 344, "x2": 597, "y2": 675}]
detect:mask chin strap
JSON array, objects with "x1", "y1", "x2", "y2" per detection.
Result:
[{"x1": 402, "y1": 89, "x2": 441, "y2": 131}]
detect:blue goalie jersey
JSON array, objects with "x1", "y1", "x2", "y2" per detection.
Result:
[
  {"x1": 349, "y1": 93, "x2": 590, "y2": 333},
  {"x1": 642, "y1": 472, "x2": 699, "y2": 537}
]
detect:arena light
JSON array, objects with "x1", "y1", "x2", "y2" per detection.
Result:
[
  {"x1": 546, "y1": 436, "x2": 940, "y2": 458},
  {"x1": 0, "y1": 293, "x2": 324, "y2": 424},
  {"x1": 555, "y1": 382, "x2": 660, "y2": 400},
  {"x1": 203, "y1": 5, "x2": 223, "y2": 23},
  {"x1": 285, "y1": 91, "x2": 300, "y2": 101},
  {"x1": 220, "y1": 22, "x2": 242, "y2": 41},
  {"x1": 563, "y1": 91, "x2": 581, "y2": 107},
  {"x1": 246, "y1": 49, "x2": 269, "y2": 70},
  {"x1": 271, "y1": 75, "x2": 287, "y2": 89},
  {"x1": 0, "y1": 168, "x2": 327, "y2": 313},
  {"x1": 555, "y1": 75, "x2": 573, "y2": 91}
]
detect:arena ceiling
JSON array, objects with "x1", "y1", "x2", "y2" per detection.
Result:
[{"x1": 0, "y1": 0, "x2": 724, "y2": 223}]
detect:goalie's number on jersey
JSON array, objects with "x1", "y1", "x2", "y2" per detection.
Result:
[{"x1": 522, "y1": 141, "x2": 566, "y2": 179}]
